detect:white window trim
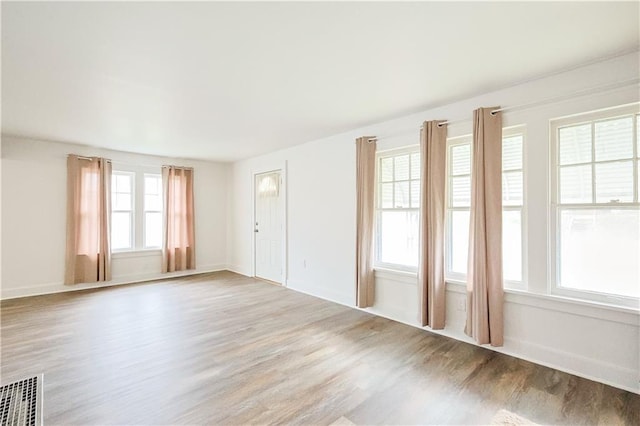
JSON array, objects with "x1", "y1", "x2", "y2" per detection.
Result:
[
  {"x1": 111, "y1": 171, "x2": 135, "y2": 252},
  {"x1": 549, "y1": 103, "x2": 640, "y2": 308},
  {"x1": 374, "y1": 145, "x2": 420, "y2": 273}
]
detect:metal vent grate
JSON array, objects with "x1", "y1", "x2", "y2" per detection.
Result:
[{"x1": 0, "y1": 375, "x2": 42, "y2": 426}]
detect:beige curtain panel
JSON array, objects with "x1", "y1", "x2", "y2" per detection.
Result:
[
  {"x1": 418, "y1": 121, "x2": 448, "y2": 329},
  {"x1": 65, "y1": 155, "x2": 112, "y2": 284},
  {"x1": 355, "y1": 136, "x2": 376, "y2": 308},
  {"x1": 162, "y1": 166, "x2": 196, "y2": 273},
  {"x1": 465, "y1": 107, "x2": 504, "y2": 346}
]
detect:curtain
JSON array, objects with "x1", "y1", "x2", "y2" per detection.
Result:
[
  {"x1": 356, "y1": 136, "x2": 376, "y2": 308},
  {"x1": 65, "y1": 155, "x2": 112, "y2": 284},
  {"x1": 418, "y1": 121, "x2": 447, "y2": 329},
  {"x1": 465, "y1": 107, "x2": 504, "y2": 346},
  {"x1": 162, "y1": 166, "x2": 195, "y2": 272}
]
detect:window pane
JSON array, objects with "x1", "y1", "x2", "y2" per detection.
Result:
[
  {"x1": 503, "y1": 210, "x2": 522, "y2": 282},
  {"x1": 410, "y1": 181, "x2": 420, "y2": 208},
  {"x1": 559, "y1": 124, "x2": 591, "y2": 165},
  {"x1": 381, "y1": 157, "x2": 393, "y2": 182},
  {"x1": 379, "y1": 210, "x2": 419, "y2": 267},
  {"x1": 560, "y1": 164, "x2": 592, "y2": 204},
  {"x1": 595, "y1": 161, "x2": 633, "y2": 203},
  {"x1": 112, "y1": 211, "x2": 131, "y2": 250},
  {"x1": 448, "y1": 210, "x2": 470, "y2": 275},
  {"x1": 145, "y1": 176, "x2": 160, "y2": 195},
  {"x1": 451, "y1": 144, "x2": 471, "y2": 176},
  {"x1": 503, "y1": 171, "x2": 523, "y2": 206},
  {"x1": 451, "y1": 176, "x2": 471, "y2": 207},
  {"x1": 503, "y1": 135, "x2": 523, "y2": 171},
  {"x1": 381, "y1": 183, "x2": 393, "y2": 208},
  {"x1": 114, "y1": 193, "x2": 132, "y2": 211},
  {"x1": 394, "y1": 181, "x2": 410, "y2": 208},
  {"x1": 410, "y1": 153, "x2": 420, "y2": 180},
  {"x1": 559, "y1": 209, "x2": 639, "y2": 298},
  {"x1": 394, "y1": 155, "x2": 410, "y2": 181},
  {"x1": 145, "y1": 194, "x2": 162, "y2": 211},
  {"x1": 595, "y1": 117, "x2": 633, "y2": 161},
  {"x1": 145, "y1": 212, "x2": 162, "y2": 248},
  {"x1": 116, "y1": 174, "x2": 131, "y2": 193}
]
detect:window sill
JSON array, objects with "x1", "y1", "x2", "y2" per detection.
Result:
[
  {"x1": 374, "y1": 267, "x2": 417, "y2": 285},
  {"x1": 375, "y1": 269, "x2": 639, "y2": 325},
  {"x1": 112, "y1": 249, "x2": 162, "y2": 259}
]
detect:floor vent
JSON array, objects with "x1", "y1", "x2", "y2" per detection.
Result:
[{"x1": 0, "y1": 375, "x2": 42, "y2": 426}]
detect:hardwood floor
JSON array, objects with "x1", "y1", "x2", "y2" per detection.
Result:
[{"x1": 1, "y1": 272, "x2": 638, "y2": 425}]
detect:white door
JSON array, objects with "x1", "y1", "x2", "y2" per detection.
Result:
[{"x1": 254, "y1": 171, "x2": 283, "y2": 283}]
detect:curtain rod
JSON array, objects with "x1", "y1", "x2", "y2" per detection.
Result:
[
  {"x1": 71, "y1": 155, "x2": 192, "y2": 169},
  {"x1": 436, "y1": 77, "x2": 639, "y2": 128},
  {"x1": 72, "y1": 155, "x2": 112, "y2": 162},
  {"x1": 73, "y1": 156, "x2": 159, "y2": 168},
  {"x1": 371, "y1": 77, "x2": 639, "y2": 139}
]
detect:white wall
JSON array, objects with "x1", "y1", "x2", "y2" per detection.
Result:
[
  {"x1": 1, "y1": 136, "x2": 230, "y2": 299},
  {"x1": 229, "y1": 52, "x2": 640, "y2": 393}
]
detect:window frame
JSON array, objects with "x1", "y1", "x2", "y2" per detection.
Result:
[
  {"x1": 111, "y1": 166, "x2": 164, "y2": 254},
  {"x1": 445, "y1": 135, "x2": 472, "y2": 283},
  {"x1": 374, "y1": 146, "x2": 421, "y2": 273},
  {"x1": 549, "y1": 103, "x2": 640, "y2": 307},
  {"x1": 111, "y1": 170, "x2": 135, "y2": 252},
  {"x1": 502, "y1": 126, "x2": 527, "y2": 289},
  {"x1": 143, "y1": 173, "x2": 163, "y2": 249}
]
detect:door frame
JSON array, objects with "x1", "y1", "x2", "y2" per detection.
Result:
[{"x1": 251, "y1": 161, "x2": 288, "y2": 286}]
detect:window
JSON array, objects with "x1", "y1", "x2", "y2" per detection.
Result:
[
  {"x1": 111, "y1": 172, "x2": 134, "y2": 250},
  {"x1": 144, "y1": 174, "x2": 163, "y2": 248},
  {"x1": 446, "y1": 136, "x2": 472, "y2": 280},
  {"x1": 374, "y1": 148, "x2": 420, "y2": 271},
  {"x1": 445, "y1": 129, "x2": 525, "y2": 286},
  {"x1": 502, "y1": 132, "x2": 524, "y2": 284},
  {"x1": 111, "y1": 168, "x2": 163, "y2": 252},
  {"x1": 551, "y1": 105, "x2": 639, "y2": 303}
]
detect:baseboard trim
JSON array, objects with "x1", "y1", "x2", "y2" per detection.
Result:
[
  {"x1": 0, "y1": 264, "x2": 227, "y2": 300},
  {"x1": 286, "y1": 279, "x2": 354, "y2": 307},
  {"x1": 226, "y1": 265, "x2": 252, "y2": 278}
]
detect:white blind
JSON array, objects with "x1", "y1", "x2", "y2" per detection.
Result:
[
  {"x1": 451, "y1": 144, "x2": 471, "y2": 175},
  {"x1": 410, "y1": 153, "x2": 420, "y2": 180},
  {"x1": 559, "y1": 124, "x2": 591, "y2": 165},
  {"x1": 394, "y1": 154, "x2": 410, "y2": 181},
  {"x1": 503, "y1": 135, "x2": 523, "y2": 170},
  {"x1": 594, "y1": 117, "x2": 633, "y2": 161},
  {"x1": 502, "y1": 135, "x2": 523, "y2": 206},
  {"x1": 381, "y1": 157, "x2": 393, "y2": 182}
]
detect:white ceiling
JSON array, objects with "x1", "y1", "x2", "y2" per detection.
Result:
[{"x1": 2, "y1": 2, "x2": 639, "y2": 162}]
